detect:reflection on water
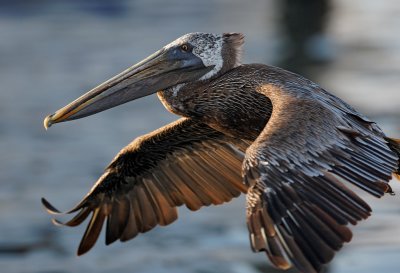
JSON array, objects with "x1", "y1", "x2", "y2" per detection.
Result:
[{"x1": 0, "y1": 1, "x2": 399, "y2": 273}]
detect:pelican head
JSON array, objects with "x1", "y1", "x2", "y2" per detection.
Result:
[{"x1": 44, "y1": 32, "x2": 244, "y2": 129}]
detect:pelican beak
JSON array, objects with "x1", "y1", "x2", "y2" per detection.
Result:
[{"x1": 44, "y1": 47, "x2": 212, "y2": 129}]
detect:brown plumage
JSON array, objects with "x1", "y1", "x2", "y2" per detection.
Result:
[{"x1": 43, "y1": 32, "x2": 400, "y2": 273}]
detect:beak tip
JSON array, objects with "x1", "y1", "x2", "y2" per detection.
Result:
[{"x1": 43, "y1": 114, "x2": 54, "y2": 130}]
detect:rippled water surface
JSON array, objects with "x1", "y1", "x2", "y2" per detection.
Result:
[{"x1": 0, "y1": 1, "x2": 399, "y2": 273}]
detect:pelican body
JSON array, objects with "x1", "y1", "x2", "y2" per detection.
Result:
[{"x1": 43, "y1": 33, "x2": 400, "y2": 273}]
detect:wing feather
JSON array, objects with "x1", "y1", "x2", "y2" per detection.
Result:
[
  {"x1": 77, "y1": 204, "x2": 108, "y2": 255},
  {"x1": 244, "y1": 80, "x2": 399, "y2": 273},
  {"x1": 119, "y1": 198, "x2": 140, "y2": 242},
  {"x1": 42, "y1": 118, "x2": 249, "y2": 255},
  {"x1": 105, "y1": 195, "x2": 130, "y2": 245}
]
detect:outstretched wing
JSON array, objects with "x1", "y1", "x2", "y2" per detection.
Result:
[
  {"x1": 43, "y1": 118, "x2": 249, "y2": 255},
  {"x1": 244, "y1": 77, "x2": 399, "y2": 273}
]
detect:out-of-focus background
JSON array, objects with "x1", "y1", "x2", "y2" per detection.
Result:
[{"x1": 0, "y1": 0, "x2": 399, "y2": 272}]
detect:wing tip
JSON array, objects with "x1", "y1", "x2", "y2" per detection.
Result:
[
  {"x1": 41, "y1": 196, "x2": 88, "y2": 215},
  {"x1": 77, "y1": 244, "x2": 91, "y2": 256},
  {"x1": 41, "y1": 197, "x2": 62, "y2": 214}
]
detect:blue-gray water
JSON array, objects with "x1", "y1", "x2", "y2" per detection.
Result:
[{"x1": 0, "y1": 1, "x2": 399, "y2": 273}]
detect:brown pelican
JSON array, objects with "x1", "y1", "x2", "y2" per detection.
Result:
[{"x1": 43, "y1": 32, "x2": 400, "y2": 273}]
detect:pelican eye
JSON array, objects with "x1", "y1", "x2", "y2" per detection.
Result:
[{"x1": 180, "y1": 44, "x2": 189, "y2": 52}]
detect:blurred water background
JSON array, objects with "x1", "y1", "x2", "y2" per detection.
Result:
[{"x1": 0, "y1": 0, "x2": 399, "y2": 273}]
